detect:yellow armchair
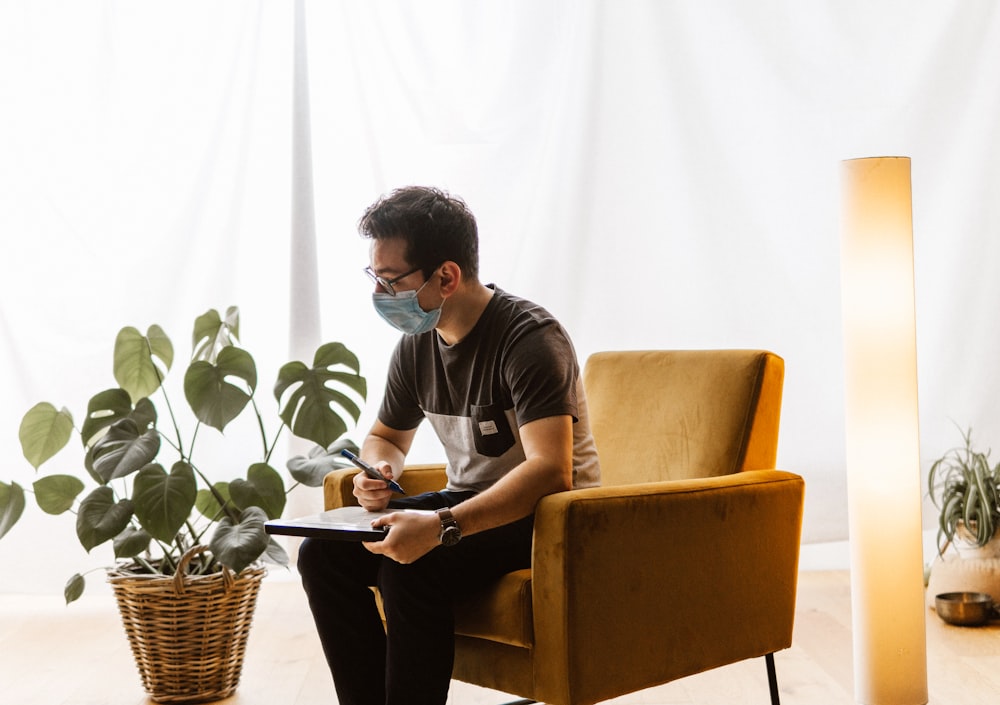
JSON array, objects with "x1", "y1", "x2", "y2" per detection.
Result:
[{"x1": 322, "y1": 349, "x2": 804, "y2": 705}]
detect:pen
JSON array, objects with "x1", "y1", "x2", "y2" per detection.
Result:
[{"x1": 340, "y1": 449, "x2": 406, "y2": 494}]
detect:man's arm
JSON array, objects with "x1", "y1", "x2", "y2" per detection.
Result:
[
  {"x1": 355, "y1": 419, "x2": 416, "y2": 511},
  {"x1": 449, "y1": 414, "x2": 572, "y2": 534},
  {"x1": 366, "y1": 414, "x2": 573, "y2": 563}
]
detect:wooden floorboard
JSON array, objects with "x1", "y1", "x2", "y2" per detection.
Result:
[{"x1": 1, "y1": 569, "x2": 997, "y2": 704}]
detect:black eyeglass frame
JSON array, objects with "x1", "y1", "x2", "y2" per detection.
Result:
[{"x1": 363, "y1": 265, "x2": 423, "y2": 297}]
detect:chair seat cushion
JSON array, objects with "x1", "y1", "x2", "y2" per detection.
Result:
[{"x1": 455, "y1": 568, "x2": 533, "y2": 648}]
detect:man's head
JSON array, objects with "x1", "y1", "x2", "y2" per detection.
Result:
[{"x1": 358, "y1": 186, "x2": 480, "y2": 282}]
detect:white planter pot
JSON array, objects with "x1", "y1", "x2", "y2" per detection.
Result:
[
  {"x1": 954, "y1": 523, "x2": 1000, "y2": 560},
  {"x1": 926, "y1": 529, "x2": 1000, "y2": 610}
]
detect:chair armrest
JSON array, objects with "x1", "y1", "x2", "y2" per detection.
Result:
[
  {"x1": 322, "y1": 468, "x2": 362, "y2": 510},
  {"x1": 323, "y1": 463, "x2": 449, "y2": 511},
  {"x1": 530, "y1": 469, "x2": 805, "y2": 704}
]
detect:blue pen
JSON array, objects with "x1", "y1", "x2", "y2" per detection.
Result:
[{"x1": 341, "y1": 449, "x2": 406, "y2": 494}]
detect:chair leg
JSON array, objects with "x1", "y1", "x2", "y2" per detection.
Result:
[
  {"x1": 499, "y1": 701, "x2": 536, "y2": 705},
  {"x1": 765, "y1": 652, "x2": 780, "y2": 705}
]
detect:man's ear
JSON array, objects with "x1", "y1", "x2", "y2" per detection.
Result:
[{"x1": 437, "y1": 261, "x2": 462, "y2": 296}]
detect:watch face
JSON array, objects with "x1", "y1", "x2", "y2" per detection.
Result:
[{"x1": 441, "y1": 525, "x2": 461, "y2": 547}]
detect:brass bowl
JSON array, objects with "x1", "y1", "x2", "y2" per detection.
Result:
[{"x1": 935, "y1": 592, "x2": 996, "y2": 626}]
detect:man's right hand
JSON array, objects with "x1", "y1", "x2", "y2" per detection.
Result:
[{"x1": 353, "y1": 461, "x2": 397, "y2": 511}]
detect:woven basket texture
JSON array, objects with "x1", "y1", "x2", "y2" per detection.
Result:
[{"x1": 107, "y1": 547, "x2": 266, "y2": 704}]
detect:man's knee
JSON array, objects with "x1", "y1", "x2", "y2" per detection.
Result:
[
  {"x1": 298, "y1": 537, "x2": 346, "y2": 589},
  {"x1": 378, "y1": 550, "x2": 449, "y2": 608},
  {"x1": 298, "y1": 537, "x2": 376, "y2": 594},
  {"x1": 296, "y1": 537, "x2": 322, "y2": 585}
]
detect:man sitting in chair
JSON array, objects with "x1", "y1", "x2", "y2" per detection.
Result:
[{"x1": 297, "y1": 185, "x2": 600, "y2": 705}]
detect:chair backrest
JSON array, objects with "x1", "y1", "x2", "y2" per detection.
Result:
[{"x1": 582, "y1": 349, "x2": 784, "y2": 487}]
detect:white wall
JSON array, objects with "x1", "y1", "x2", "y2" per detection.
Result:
[{"x1": 2, "y1": 0, "x2": 999, "y2": 594}]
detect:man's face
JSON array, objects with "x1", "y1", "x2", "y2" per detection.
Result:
[{"x1": 369, "y1": 238, "x2": 425, "y2": 296}]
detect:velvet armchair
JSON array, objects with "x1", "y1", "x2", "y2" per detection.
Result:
[{"x1": 322, "y1": 349, "x2": 805, "y2": 705}]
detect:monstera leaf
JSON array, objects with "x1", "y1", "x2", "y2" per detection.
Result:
[
  {"x1": 132, "y1": 462, "x2": 197, "y2": 543},
  {"x1": 274, "y1": 342, "x2": 367, "y2": 448},
  {"x1": 191, "y1": 306, "x2": 240, "y2": 363},
  {"x1": 262, "y1": 537, "x2": 289, "y2": 566},
  {"x1": 113, "y1": 526, "x2": 152, "y2": 558},
  {"x1": 76, "y1": 486, "x2": 134, "y2": 552},
  {"x1": 18, "y1": 402, "x2": 74, "y2": 470},
  {"x1": 184, "y1": 346, "x2": 257, "y2": 431},
  {"x1": 86, "y1": 417, "x2": 161, "y2": 484},
  {"x1": 64, "y1": 573, "x2": 86, "y2": 605},
  {"x1": 210, "y1": 506, "x2": 270, "y2": 574},
  {"x1": 286, "y1": 438, "x2": 359, "y2": 487},
  {"x1": 0, "y1": 481, "x2": 25, "y2": 541},
  {"x1": 229, "y1": 463, "x2": 286, "y2": 519},
  {"x1": 196, "y1": 481, "x2": 233, "y2": 521},
  {"x1": 80, "y1": 389, "x2": 133, "y2": 450},
  {"x1": 113, "y1": 325, "x2": 174, "y2": 402},
  {"x1": 33, "y1": 475, "x2": 85, "y2": 515},
  {"x1": 80, "y1": 391, "x2": 155, "y2": 451}
]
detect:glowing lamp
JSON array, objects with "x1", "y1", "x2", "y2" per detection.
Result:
[{"x1": 840, "y1": 156, "x2": 928, "y2": 705}]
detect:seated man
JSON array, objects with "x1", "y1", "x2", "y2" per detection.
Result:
[{"x1": 297, "y1": 185, "x2": 600, "y2": 705}]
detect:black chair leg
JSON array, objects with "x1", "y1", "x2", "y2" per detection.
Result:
[{"x1": 765, "y1": 652, "x2": 780, "y2": 705}]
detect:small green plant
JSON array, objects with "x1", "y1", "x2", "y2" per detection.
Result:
[
  {"x1": 927, "y1": 426, "x2": 1000, "y2": 555},
  {"x1": 0, "y1": 306, "x2": 366, "y2": 602}
]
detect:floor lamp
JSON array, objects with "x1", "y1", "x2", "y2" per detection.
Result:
[{"x1": 840, "y1": 156, "x2": 928, "y2": 705}]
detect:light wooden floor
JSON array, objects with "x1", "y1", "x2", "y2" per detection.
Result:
[{"x1": 2, "y1": 570, "x2": 998, "y2": 704}]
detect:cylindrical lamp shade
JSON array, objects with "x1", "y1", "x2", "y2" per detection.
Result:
[{"x1": 840, "y1": 157, "x2": 927, "y2": 705}]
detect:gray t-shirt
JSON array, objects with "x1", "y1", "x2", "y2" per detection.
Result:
[{"x1": 378, "y1": 286, "x2": 601, "y2": 493}]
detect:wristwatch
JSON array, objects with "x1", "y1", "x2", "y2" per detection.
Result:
[{"x1": 436, "y1": 508, "x2": 462, "y2": 547}]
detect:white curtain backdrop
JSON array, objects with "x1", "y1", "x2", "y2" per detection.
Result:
[{"x1": 2, "y1": 0, "x2": 999, "y2": 594}]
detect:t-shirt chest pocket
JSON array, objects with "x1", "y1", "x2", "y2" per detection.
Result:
[{"x1": 471, "y1": 402, "x2": 515, "y2": 457}]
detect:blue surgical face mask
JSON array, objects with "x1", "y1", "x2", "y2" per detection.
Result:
[{"x1": 372, "y1": 277, "x2": 442, "y2": 335}]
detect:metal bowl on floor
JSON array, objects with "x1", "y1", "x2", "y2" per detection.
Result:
[{"x1": 935, "y1": 592, "x2": 996, "y2": 626}]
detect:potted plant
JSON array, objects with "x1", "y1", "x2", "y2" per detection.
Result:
[
  {"x1": 927, "y1": 426, "x2": 1000, "y2": 557},
  {"x1": 0, "y1": 306, "x2": 366, "y2": 702}
]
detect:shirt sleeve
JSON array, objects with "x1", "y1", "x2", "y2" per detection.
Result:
[
  {"x1": 377, "y1": 338, "x2": 426, "y2": 431},
  {"x1": 503, "y1": 322, "x2": 580, "y2": 428}
]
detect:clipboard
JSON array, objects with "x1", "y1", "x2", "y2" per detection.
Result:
[{"x1": 264, "y1": 506, "x2": 393, "y2": 542}]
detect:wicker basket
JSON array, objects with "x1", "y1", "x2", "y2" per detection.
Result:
[{"x1": 108, "y1": 546, "x2": 266, "y2": 704}]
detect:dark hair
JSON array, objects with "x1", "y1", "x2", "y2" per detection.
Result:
[{"x1": 358, "y1": 186, "x2": 480, "y2": 281}]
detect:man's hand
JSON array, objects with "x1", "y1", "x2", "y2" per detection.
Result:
[
  {"x1": 363, "y1": 510, "x2": 441, "y2": 564},
  {"x1": 354, "y1": 422, "x2": 414, "y2": 511},
  {"x1": 352, "y1": 461, "x2": 397, "y2": 511}
]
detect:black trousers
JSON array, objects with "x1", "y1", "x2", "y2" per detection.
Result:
[{"x1": 297, "y1": 490, "x2": 534, "y2": 705}]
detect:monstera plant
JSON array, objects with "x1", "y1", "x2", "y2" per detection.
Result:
[{"x1": 0, "y1": 306, "x2": 366, "y2": 602}]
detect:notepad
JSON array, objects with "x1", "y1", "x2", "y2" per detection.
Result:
[{"x1": 264, "y1": 506, "x2": 393, "y2": 542}]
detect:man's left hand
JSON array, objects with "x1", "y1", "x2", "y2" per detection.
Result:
[{"x1": 363, "y1": 510, "x2": 442, "y2": 564}]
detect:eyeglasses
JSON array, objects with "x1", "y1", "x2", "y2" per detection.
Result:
[{"x1": 363, "y1": 265, "x2": 423, "y2": 297}]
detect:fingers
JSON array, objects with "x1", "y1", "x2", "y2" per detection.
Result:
[
  {"x1": 374, "y1": 460, "x2": 395, "y2": 481},
  {"x1": 362, "y1": 516, "x2": 398, "y2": 559},
  {"x1": 361, "y1": 511, "x2": 439, "y2": 564},
  {"x1": 363, "y1": 539, "x2": 403, "y2": 562},
  {"x1": 353, "y1": 474, "x2": 392, "y2": 511}
]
